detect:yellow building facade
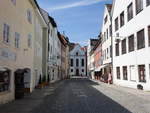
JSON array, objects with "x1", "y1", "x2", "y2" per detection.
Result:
[{"x1": 0, "y1": 0, "x2": 47, "y2": 104}]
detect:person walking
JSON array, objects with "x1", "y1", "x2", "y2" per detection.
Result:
[{"x1": 108, "y1": 72, "x2": 112, "y2": 84}]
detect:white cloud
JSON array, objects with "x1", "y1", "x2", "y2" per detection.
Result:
[{"x1": 48, "y1": 0, "x2": 106, "y2": 11}]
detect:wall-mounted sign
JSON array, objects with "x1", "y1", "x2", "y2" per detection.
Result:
[{"x1": 0, "y1": 48, "x2": 17, "y2": 61}]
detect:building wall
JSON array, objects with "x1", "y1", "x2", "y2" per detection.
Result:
[
  {"x1": 69, "y1": 45, "x2": 86, "y2": 76},
  {"x1": 112, "y1": 0, "x2": 150, "y2": 91},
  {"x1": 34, "y1": 10, "x2": 47, "y2": 87},
  {"x1": 94, "y1": 44, "x2": 102, "y2": 71},
  {"x1": 61, "y1": 44, "x2": 66, "y2": 79},
  {"x1": 48, "y1": 24, "x2": 59, "y2": 82},
  {"x1": 0, "y1": 0, "x2": 36, "y2": 104},
  {"x1": 101, "y1": 5, "x2": 112, "y2": 67}
]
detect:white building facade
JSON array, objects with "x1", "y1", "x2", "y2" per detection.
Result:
[
  {"x1": 112, "y1": 0, "x2": 150, "y2": 91},
  {"x1": 87, "y1": 39, "x2": 98, "y2": 78},
  {"x1": 48, "y1": 17, "x2": 61, "y2": 83},
  {"x1": 101, "y1": 4, "x2": 112, "y2": 77},
  {"x1": 69, "y1": 44, "x2": 86, "y2": 76}
]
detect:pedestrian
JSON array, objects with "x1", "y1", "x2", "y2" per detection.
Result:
[{"x1": 108, "y1": 72, "x2": 112, "y2": 84}]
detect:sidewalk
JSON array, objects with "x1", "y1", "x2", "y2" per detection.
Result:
[
  {"x1": 0, "y1": 81, "x2": 61, "y2": 113},
  {"x1": 91, "y1": 79, "x2": 150, "y2": 101}
]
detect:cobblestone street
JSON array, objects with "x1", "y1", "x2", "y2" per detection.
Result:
[{"x1": 0, "y1": 78, "x2": 150, "y2": 113}]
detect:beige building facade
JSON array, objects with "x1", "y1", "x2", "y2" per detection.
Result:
[{"x1": 0, "y1": 0, "x2": 47, "y2": 104}]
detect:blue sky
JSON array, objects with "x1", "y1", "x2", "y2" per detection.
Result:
[{"x1": 37, "y1": 0, "x2": 112, "y2": 46}]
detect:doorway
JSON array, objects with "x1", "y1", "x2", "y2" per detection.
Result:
[
  {"x1": 130, "y1": 65, "x2": 136, "y2": 82},
  {"x1": 76, "y1": 69, "x2": 79, "y2": 76}
]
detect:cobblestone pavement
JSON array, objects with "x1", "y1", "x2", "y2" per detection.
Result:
[{"x1": 0, "y1": 78, "x2": 150, "y2": 113}]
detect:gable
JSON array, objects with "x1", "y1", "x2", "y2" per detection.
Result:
[{"x1": 70, "y1": 44, "x2": 85, "y2": 56}]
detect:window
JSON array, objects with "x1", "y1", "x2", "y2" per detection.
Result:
[
  {"x1": 138, "y1": 65, "x2": 146, "y2": 82},
  {"x1": 147, "y1": 0, "x2": 150, "y2": 6},
  {"x1": 127, "y1": 3, "x2": 133, "y2": 21},
  {"x1": 76, "y1": 52, "x2": 78, "y2": 56},
  {"x1": 27, "y1": 10, "x2": 32, "y2": 24},
  {"x1": 104, "y1": 16, "x2": 108, "y2": 24},
  {"x1": 128, "y1": 35, "x2": 134, "y2": 52},
  {"x1": 81, "y1": 59, "x2": 84, "y2": 67},
  {"x1": 28, "y1": 34, "x2": 32, "y2": 48},
  {"x1": 15, "y1": 32, "x2": 20, "y2": 48},
  {"x1": 148, "y1": 26, "x2": 150, "y2": 46},
  {"x1": 0, "y1": 70, "x2": 10, "y2": 92},
  {"x1": 11, "y1": 0, "x2": 16, "y2": 5},
  {"x1": 135, "y1": 0, "x2": 143, "y2": 14},
  {"x1": 123, "y1": 66, "x2": 128, "y2": 80},
  {"x1": 107, "y1": 29, "x2": 109, "y2": 39},
  {"x1": 122, "y1": 39, "x2": 126, "y2": 54},
  {"x1": 82, "y1": 69, "x2": 84, "y2": 72},
  {"x1": 107, "y1": 48, "x2": 109, "y2": 59},
  {"x1": 115, "y1": 42, "x2": 119, "y2": 56},
  {"x1": 116, "y1": 67, "x2": 120, "y2": 79},
  {"x1": 115, "y1": 17, "x2": 119, "y2": 31},
  {"x1": 109, "y1": 25, "x2": 112, "y2": 37},
  {"x1": 137, "y1": 29, "x2": 145, "y2": 50},
  {"x1": 71, "y1": 59, "x2": 73, "y2": 67},
  {"x1": 104, "y1": 32, "x2": 106, "y2": 42},
  {"x1": 3, "y1": 24, "x2": 10, "y2": 43},
  {"x1": 120, "y1": 11, "x2": 125, "y2": 27},
  {"x1": 110, "y1": 45, "x2": 112, "y2": 58},
  {"x1": 71, "y1": 69, "x2": 73, "y2": 72},
  {"x1": 76, "y1": 59, "x2": 79, "y2": 67}
]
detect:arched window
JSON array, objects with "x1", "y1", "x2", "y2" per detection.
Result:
[
  {"x1": 76, "y1": 52, "x2": 78, "y2": 56},
  {"x1": 0, "y1": 68, "x2": 11, "y2": 92}
]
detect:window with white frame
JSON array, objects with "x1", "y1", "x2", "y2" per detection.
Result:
[
  {"x1": 128, "y1": 35, "x2": 134, "y2": 52},
  {"x1": 138, "y1": 65, "x2": 146, "y2": 82},
  {"x1": 115, "y1": 42, "x2": 119, "y2": 56},
  {"x1": 147, "y1": 0, "x2": 150, "y2": 6},
  {"x1": 148, "y1": 26, "x2": 150, "y2": 46},
  {"x1": 71, "y1": 59, "x2": 73, "y2": 67},
  {"x1": 15, "y1": 32, "x2": 20, "y2": 48},
  {"x1": 135, "y1": 0, "x2": 143, "y2": 14},
  {"x1": 137, "y1": 29, "x2": 145, "y2": 50},
  {"x1": 107, "y1": 29, "x2": 109, "y2": 39},
  {"x1": 123, "y1": 66, "x2": 128, "y2": 80},
  {"x1": 109, "y1": 25, "x2": 112, "y2": 37},
  {"x1": 127, "y1": 3, "x2": 133, "y2": 21},
  {"x1": 3, "y1": 24, "x2": 10, "y2": 43},
  {"x1": 116, "y1": 67, "x2": 120, "y2": 79},
  {"x1": 122, "y1": 39, "x2": 126, "y2": 54},
  {"x1": 115, "y1": 17, "x2": 119, "y2": 31},
  {"x1": 120, "y1": 11, "x2": 125, "y2": 27}
]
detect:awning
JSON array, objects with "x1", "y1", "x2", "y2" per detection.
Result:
[
  {"x1": 0, "y1": 67, "x2": 8, "y2": 72},
  {"x1": 94, "y1": 64, "x2": 107, "y2": 72}
]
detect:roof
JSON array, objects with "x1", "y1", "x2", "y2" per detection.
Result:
[
  {"x1": 106, "y1": 4, "x2": 112, "y2": 13},
  {"x1": 90, "y1": 39, "x2": 99, "y2": 46},
  {"x1": 40, "y1": 8, "x2": 49, "y2": 26},
  {"x1": 57, "y1": 32, "x2": 68, "y2": 46},
  {"x1": 49, "y1": 16, "x2": 57, "y2": 27},
  {"x1": 92, "y1": 37, "x2": 102, "y2": 51},
  {"x1": 81, "y1": 46, "x2": 87, "y2": 52},
  {"x1": 69, "y1": 43, "x2": 76, "y2": 51}
]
